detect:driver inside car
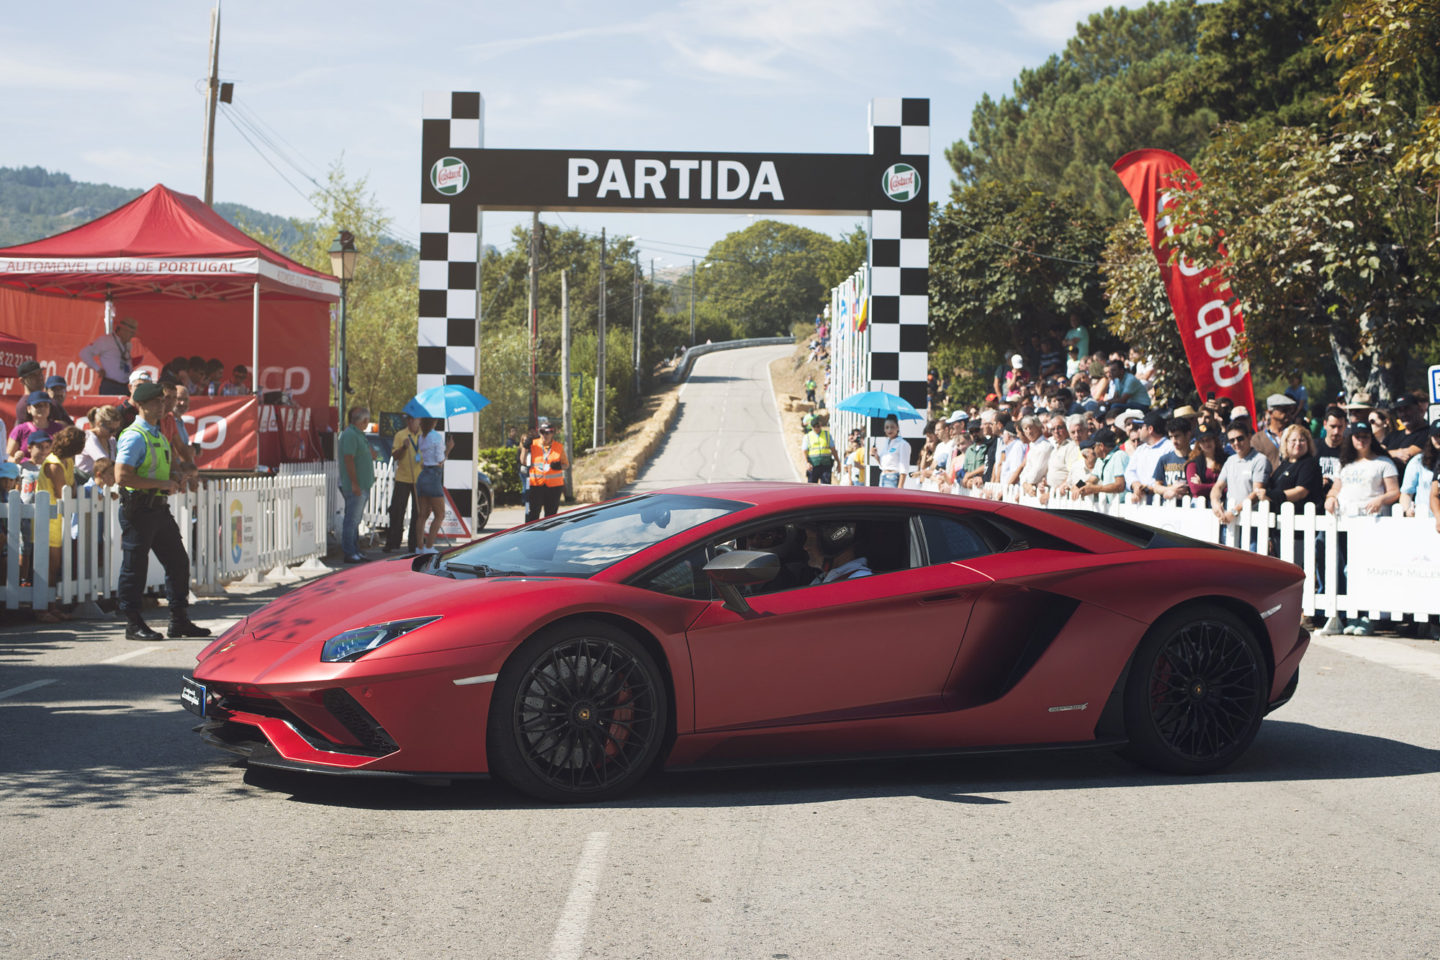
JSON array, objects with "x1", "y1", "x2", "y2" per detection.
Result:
[
  {"x1": 798, "y1": 521, "x2": 872, "y2": 584},
  {"x1": 737, "y1": 524, "x2": 810, "y2": 592}
]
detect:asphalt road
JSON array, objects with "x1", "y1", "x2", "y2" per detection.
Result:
[
  {"x1": 624, "y1": 343, "x2": 799, "y2": 492},
  {"x1": 3, "y1": 349, "x2": 1438, "y2": 958}
]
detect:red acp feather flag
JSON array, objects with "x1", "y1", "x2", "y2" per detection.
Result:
[{"x1": 1113, "y1": 149, "x2": 1256, "y2": 415}]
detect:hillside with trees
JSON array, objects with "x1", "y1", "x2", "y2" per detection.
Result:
[
  {"x1": 934, "y1": 0, "x2": 1437, "y2": 406},
  {"x1": 0, "y1": 166, "x2": 299, "y2": 248}
]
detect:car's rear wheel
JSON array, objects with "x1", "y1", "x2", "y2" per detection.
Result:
[
  {"x1": 1122, "y1": 604, "x2": 1267, "y2": 774},
  {"x1": 488, "y1": 620, "x2": 667, "y2": 802}
]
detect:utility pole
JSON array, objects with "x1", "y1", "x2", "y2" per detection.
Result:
[
  {"x1": 561, "y1": 269, "x2": 573, "y2": 500},
  {"x1": 528, "y1": 211, "x2": 539, "y2": 428},
  {"x1": 202, "y1": 2, "x2": 222, "y2": 206},
  {"x1": 596, "y1": 228, "x2": 606, "y2": 447},
  {"x1": 689, "y1": 257, "x2": 696, "y2": 346},
  {"x1": 639, "y1": 253, "x2": 645, "y2": 397}
]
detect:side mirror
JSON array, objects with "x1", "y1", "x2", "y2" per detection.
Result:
[{"x1": 702, "y1": 550, "x2": 781, "y2": 616}]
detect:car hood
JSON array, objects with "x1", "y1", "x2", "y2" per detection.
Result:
[
  {"x1": 195, "y1": 558, "x2": 579, "y2": 682},
  {"x1": 220, "y1": 557, "x2": 569, "y2": 646}
]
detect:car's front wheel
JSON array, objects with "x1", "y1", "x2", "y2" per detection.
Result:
[
  {"x1": 1122, "y1": 604, "x2": 1267, "y2": 774},
  {"x1": 488, "y1": 620, "x2": 667, "y2": 802}
]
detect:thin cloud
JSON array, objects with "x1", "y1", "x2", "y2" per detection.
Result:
[
  {"x1": 461, "y1": 20, "x2": 658, "y2": 61},
  {"x1": 1006, "y1": 0, "x2": 1117, "y2": 45}
]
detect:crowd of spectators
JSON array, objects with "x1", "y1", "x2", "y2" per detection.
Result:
[
  {"x1": 1, "y1": 356, "x2": 212, "y2": 604},
  {"x1": 802, "y1": 312, "x2": 1440, "y2": 634}
]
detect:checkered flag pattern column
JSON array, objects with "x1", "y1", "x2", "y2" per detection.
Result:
[
  {"x1": 868, "y1": 97, "x2": 929, "y2": 452},
  {"x1": 418, "y1": 91, "x2": 483, "y2": 517}
]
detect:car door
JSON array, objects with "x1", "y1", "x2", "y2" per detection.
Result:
[{"x1": 685, "y1": 514, "x2": 987, "y2": 732}]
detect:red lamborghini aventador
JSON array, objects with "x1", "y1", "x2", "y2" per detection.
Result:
[{"x1": 183, "y1": 483, "x2": 1309, "y2": 801}]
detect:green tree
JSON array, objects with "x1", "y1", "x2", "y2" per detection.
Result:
[
  {"x1": 947, "y1": 1, "x2": 1216, "y2": 219},
  {"x1": 698, "y1": 220, "x2": 853, "y2": 337},
  {"x1": 242, "y1": 163, "x2": 419, "y2": 420},
  {"x1": 1159, "y1": 0, "x2": 1341, "y2": 128},
  {"x1": 930, "y1": 181, "x2": 1110, "y2": 373},
  {"x1": 1151, "y1": 121, "x2": 1436, "y2": 401},
  {"x1": 1320, "y1": 0, "x2": 1440, "y2": 207}
]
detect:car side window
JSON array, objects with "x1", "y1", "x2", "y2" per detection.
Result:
[{"x1": 918, "y1": 514, "x2": 1003, "y2": 565}]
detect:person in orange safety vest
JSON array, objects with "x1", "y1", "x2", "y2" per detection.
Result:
[{"x1": 526, "y1": 422, "x2": 568, "y2": 522}]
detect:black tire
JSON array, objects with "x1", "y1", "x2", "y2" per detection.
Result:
[
  {"x1": 1122, "y1": 604, "x2": 1267, "y2": 775},
  {"x1": 488, "y1": 619, "x2": 667, "y2": 802},
  {"x1": 474, "y1": 486, "x2": 492, "y2": 531}
]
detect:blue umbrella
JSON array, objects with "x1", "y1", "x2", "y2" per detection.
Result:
[
  {"x1": 403, "y1": 384, "x2": 490, "y2": 419},
  {"x1": 834, "y1": 390, "x2": 924, "y2": 421}
]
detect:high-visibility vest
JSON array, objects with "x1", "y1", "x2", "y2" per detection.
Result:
[
  {"x1": 806, "y1": 428, "x2": 834, "y2": 465},
  {"x1": 529, "y1": 439, "x2": 567, "y2": 487},
  {"x1": 118, "y1": 422, "x2": 172, "y2": 491}
]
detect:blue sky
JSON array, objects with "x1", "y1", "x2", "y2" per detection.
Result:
[{"x1": 1, "y1": 0, "x2": 1115, "y2": 269}]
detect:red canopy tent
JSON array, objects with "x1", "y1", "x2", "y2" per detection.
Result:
[
  {"x1": 0, "y1": 185, "x2": 339, "y2": 467},
  {"x1": 0, "y1": 184, "x2": 339, "y2": 302},
  {"x1": 0, "y1": 330, "x2": 38, "y2": 378}
]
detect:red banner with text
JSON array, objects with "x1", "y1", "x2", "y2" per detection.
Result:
[
  {"x1": 48, "y1": 395, "x2": 319, "y2": 470},
  {"x1": 1112, "y1": 149, "x2": 1256, "y2": 414}
]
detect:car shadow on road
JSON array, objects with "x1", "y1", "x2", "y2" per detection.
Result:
[{"x1": 233, "y1": 719, "x2": 1440, "y2": 812}]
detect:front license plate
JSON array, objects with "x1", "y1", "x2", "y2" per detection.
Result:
[{"x1": 180, "y1": 676, "x2": 206, "y2": 718}]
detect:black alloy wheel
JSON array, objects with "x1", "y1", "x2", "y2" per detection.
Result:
[
  {"x1": 489, "y1": 620, "x2": 667, "y2": 802},
  {"x1": 1122, "y1": 604, "x2": 1267, "y2": 774}
]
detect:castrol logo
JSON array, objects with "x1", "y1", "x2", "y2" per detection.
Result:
[
  {"x1": 430, "y1": 157, "x2": 470, "y2": 196},
  {"x1": 881, "y1": 163, "x2": 920, "y2": 202}
]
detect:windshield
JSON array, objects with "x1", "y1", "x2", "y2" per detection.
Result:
[{"x1": 440, "y1": 494, "x2": 748, "y2": 577}]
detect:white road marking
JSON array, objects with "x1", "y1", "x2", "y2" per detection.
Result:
[
  {"x1": 100, "y1": 646, "x2": 162, "y2": 665},
  {"x1": 548, "y1": 831, "x2": 609, "y2": 960},
  {"x1": 1311, "y1": 632, "x2": 1440, "y2": 681},
  {"x1": 0, "y1": 679, "x2": 57, "y2": 701}
]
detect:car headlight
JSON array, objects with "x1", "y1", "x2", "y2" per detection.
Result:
[{"x1": 320, "y1": 617, "x2": 441, "y2": 663}]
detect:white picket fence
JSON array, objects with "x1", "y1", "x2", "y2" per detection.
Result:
[
  {"x1": 1, "y1": 471, "x2": 330, "y2": 611},
  {"x1": 284, "y1": 459, "x2": 399, "y2": 550},
  {"x1": 951, "y1": 482, "x2": 1439, "y2": 624}
]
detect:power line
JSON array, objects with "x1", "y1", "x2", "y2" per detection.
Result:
[{"x1": 218, "y1": 101, "x2": 419, "y2": 248}]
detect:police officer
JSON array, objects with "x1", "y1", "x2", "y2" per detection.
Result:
[{"x1": 114, "y1": 380, "x2": 210, "y2": 641}]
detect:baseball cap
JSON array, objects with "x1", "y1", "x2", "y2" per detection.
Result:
[
  {"x1": 1230, "y1": 405, "x2": 1250, "y2": 421},
  {"x1": 132, "y1": 382, "x2": 164, "y2": 404},
  {"x1": 16, "y1": 360, "x2": 41, "y2": 377},
  {"x1": 1429, "y1": 418, "x2": 1440, "y2": 437},
  {"x1": 1011, "y1": 354, "x2": 1024, "y2": 369},
  {"x1": 945, "y1": 410, "x2": 969, "y2": 424},
  {"x1": 23, "y1": 390, "x2": 52, "y2": 407},
  {"x1": 1078, "y1": 438, "x2": 1096, "y2": 450},
  {"x1": 1346, "y1": 419, "x2": 1373, "y2": 436},
  {"x1": 128, "y1": 369, "x2": 153, "y2": 385},
  {"x1": 1091, "y1": 427, "x2": 1119, "y2": 448},
  {"x1": 26, "y1": 430, "x2": 50, "y2": 446},
  {"x1": 0, "y1": 462, "x2": 19, "y2": 480},
  {"x1": 44, "y1": 375, "x2": 66, "y2": 389}
]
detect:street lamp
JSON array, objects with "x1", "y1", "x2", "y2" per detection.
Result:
[{"x1": 329, "y1": 230, "x2": 358, "y2": 426}]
